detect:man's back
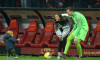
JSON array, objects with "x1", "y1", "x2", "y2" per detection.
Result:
[{"x1": 72, "y1": 12, "x2": 88, "y2": 30}]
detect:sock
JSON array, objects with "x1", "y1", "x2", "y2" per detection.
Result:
[{"x1": 58, "y1": 52, "x2": 62, "y2": 56}]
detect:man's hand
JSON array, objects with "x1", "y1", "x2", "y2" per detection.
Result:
[{"x1": 74, "y1": 37, "x2": 77, "y2": 44}]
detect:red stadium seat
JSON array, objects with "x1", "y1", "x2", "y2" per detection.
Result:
[
  {"x1": 89, "y1": 28, "x2": 96, "y2": 45},
  {"x1": 3, "y1": 19, "x2": 19, "y2": 42},
  {"x1": 22, "y1": 22, "x2": 37, "y2": 47},
  {"x1": 40, "y1": 22, "x2": 54, "y2": 47},
  {"x1": 93, "y1": 21, "x2": 100, "y2": 48},
  {"x1": 8, "y1": 19, "x2": 19, "y2": 39},
  {"x1": 31, "y1": 22, "x2": 54, "y2": 48}
]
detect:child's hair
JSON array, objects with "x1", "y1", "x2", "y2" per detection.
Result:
[{"x1": 7, "y1": 31, "x2": 13, "y2": 36}]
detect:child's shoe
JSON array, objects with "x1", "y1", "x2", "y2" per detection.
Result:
[{"x1": 7, "y1": 56, "x2": 10, "y2": 59}]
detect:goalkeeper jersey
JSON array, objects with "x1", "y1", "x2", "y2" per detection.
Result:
[{"x1": 71, "y1": 12, "x2": 89, "y2": 41}]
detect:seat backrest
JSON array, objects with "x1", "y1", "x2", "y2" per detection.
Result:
[
  {"x1": 9, "y1": 19, "x2": 19, "y2": 39},
  {"x1": 23, "y1": 22, "x2": 37, "y2": 46},
  {"x1": 93, "y1": 21, "x2": 100, "y2": 48},
  {"x1": 28, "y1": 22, "x2": 37, "y2": 32},
  {"x1": 87, "y1": 22, "x2": 100, "y2": 45},
  {"x1": 44, "y1": 22, "x2": 54, "y2": 32},
  {"x1": 40, "y1": 22, "x2": 54, "y2": 47},
  {"x1": 96, "y1": 21, "x2": 100, "y2": 32},
  {"x1": 9, "y1": 19, "x2": 18, "y2": 30}
]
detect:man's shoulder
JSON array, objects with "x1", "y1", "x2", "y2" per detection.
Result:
[
  {"x1": 75, "y1": 12, "x2": 83, "y2": 16},
  {"x1": 74, "y1": 12, "x2": 80, "y2": 14}
]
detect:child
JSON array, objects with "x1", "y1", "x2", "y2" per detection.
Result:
[{"x1": 4, "y1": 31, "x2": 20, "y2": 59}]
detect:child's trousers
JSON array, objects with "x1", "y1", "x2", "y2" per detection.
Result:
[{"x1": 7, "y1": 48, "x2": 16, "y2": 57}]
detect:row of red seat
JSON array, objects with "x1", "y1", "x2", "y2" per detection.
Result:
[
  {"x1": 0, "y1": 19, "x2": 59, "y2": 48},
  {"x1": 0, "y1": 19, "x2": 100, "y2": 49}
]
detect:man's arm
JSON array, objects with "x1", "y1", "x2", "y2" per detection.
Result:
[
  {"x1": 75, "y1": 22, "x2": 81, "y2": 37},
  {"x1": 73, "y1": 19, "x2": 82, "y2": 44},
  {"x1": 72, "y1": 24, "x2": 77, "y2": 31},
  {"x1": 75, "y1": 16, "x2": 82, "y2": 38}
]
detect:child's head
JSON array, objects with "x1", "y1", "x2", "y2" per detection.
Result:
[{"x1": 7, "y1": 31, "x2": 13, "y2": 36}]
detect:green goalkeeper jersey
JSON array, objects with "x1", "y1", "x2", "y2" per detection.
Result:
[{"x1": 71, "y1": 12, "x2": 89, "y2": 41}]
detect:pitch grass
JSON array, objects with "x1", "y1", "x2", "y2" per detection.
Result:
[{"x1": 0, "y1": 55, "x2": 100, "y2": 60}]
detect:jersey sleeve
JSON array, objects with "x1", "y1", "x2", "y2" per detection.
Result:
[{"x1": 76, "y1": 23, "x2": 82, "y2": 37}]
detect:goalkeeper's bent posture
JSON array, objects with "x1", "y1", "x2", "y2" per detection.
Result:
[{"x1": 63, "y1": 7, "x2": 89, "y2": 58}]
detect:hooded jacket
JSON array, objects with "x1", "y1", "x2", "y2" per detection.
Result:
[
  {"x1": 54, "y1": 14, "x2": 72, "y2": 38},
  {"x1": 4, "y1": 33, "x2": 18, "y2": 50}
]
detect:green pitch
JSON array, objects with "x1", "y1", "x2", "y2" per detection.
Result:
[{"x1": 0, "y1": 55, "x2": 100, "y2": 60}]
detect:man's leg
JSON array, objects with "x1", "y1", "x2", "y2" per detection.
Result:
[
  {"x1": 75, "y1": 39, "x2": 82, "y2": 57},
  {"x1": 64, "y1": 35, "x2": 75, "y2": 54}
]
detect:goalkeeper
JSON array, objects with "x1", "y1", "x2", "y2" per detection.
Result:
[{"x1": 63, "y1": 7, "x2": 89, "y2": 59}]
